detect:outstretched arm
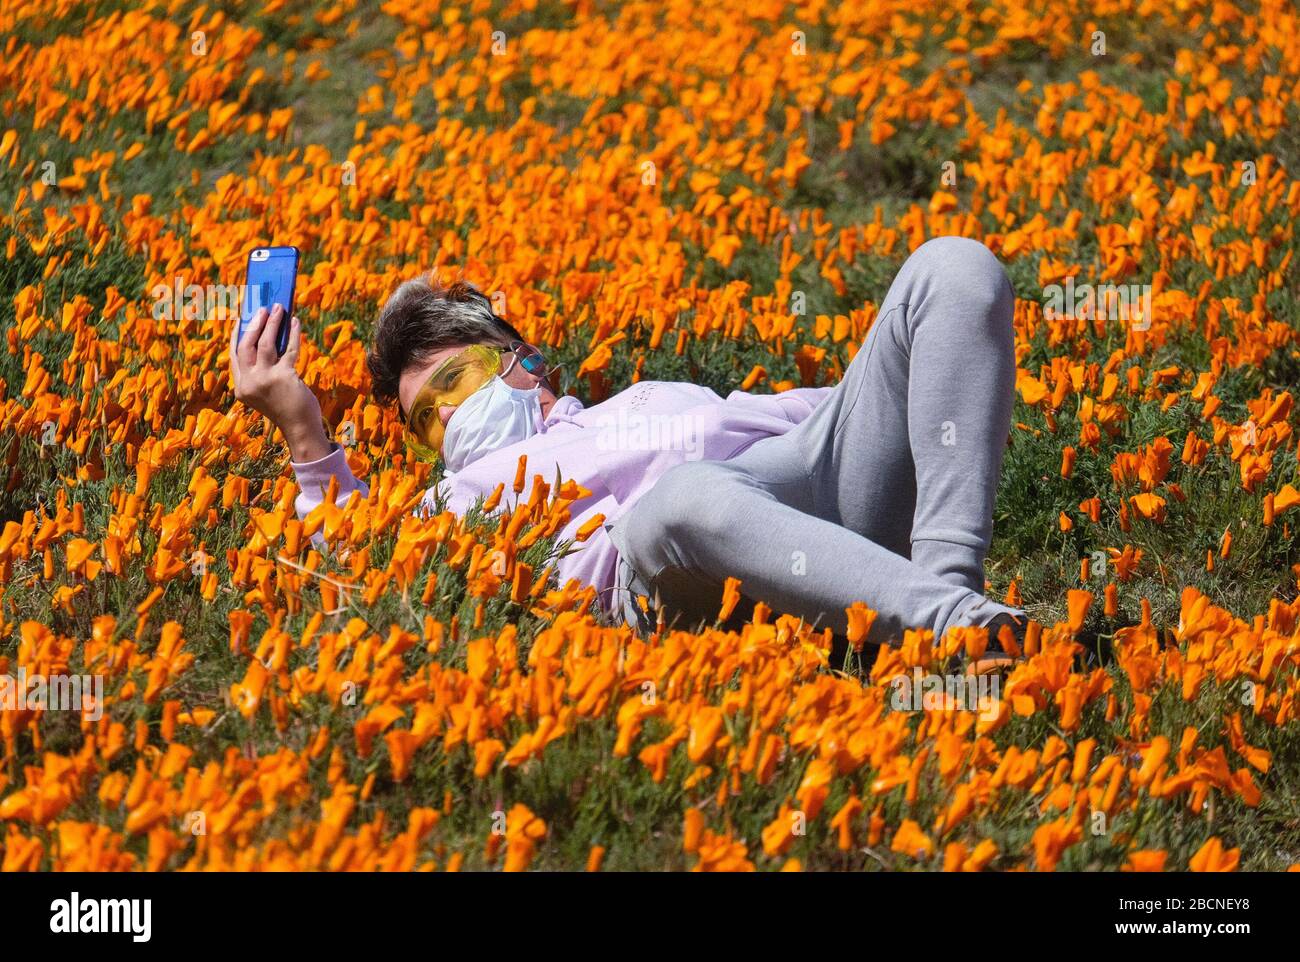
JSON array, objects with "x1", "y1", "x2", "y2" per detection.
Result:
[
  {"x1": 230, "y1": 305, "x2": 334, "y2": 463},
  {"x1": 229, "y1": 305, "x2": 369, "y2": 516}
]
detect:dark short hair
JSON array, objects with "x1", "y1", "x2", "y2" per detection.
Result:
[{"x1": 366, "y1": 275, "x2": 525, "y2": 407}]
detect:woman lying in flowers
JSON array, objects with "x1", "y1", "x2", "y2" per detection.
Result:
[{"x1": 230, "y1": 236, "x2": 1026, "y2": 661}]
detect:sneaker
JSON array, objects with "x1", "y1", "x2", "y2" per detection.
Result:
[{"x1": 966, "y1": 613, "x2": 1027, "y2": 676}]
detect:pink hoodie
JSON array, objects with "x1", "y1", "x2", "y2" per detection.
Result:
[{"x1": 291, "y1": 381, "x2": 831, "y2": 614}]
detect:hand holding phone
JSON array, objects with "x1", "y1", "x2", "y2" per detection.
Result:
[
  {"x1": 229, "y1": 246, "x2": 333, "y2": 463},
  {"x1": 239, "y1": 246, "x2": 299, "y2": 356}
]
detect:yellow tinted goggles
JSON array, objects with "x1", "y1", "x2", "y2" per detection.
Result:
[{"x1": 402, "y1": 344, "x2": 503, "y2": 463}]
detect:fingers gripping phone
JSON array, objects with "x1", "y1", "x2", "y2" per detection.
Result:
[{"x1": 239, "y1": 246, "x2": 299, "y2": 355}]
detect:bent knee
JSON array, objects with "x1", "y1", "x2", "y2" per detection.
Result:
[
  {"x1": 914, "y1": 235, "x2": 1010, "y2": 294},
  {"x1": 910, "y1": 235, "x2": 1000, "y2": 274},
  {"x1": 907, "y1": 236, "x2": 1014, "y2": 336}
]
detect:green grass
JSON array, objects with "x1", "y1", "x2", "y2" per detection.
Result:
[{"x1": 1, "y1": 0, "x2": 1298, "y2": 871}]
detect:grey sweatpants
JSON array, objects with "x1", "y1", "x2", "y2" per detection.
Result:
[{"x1": 607, "y1": 236, "x2": 1025, "y2": 644}]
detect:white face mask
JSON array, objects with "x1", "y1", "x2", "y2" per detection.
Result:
[{"x1": 441, "y1": 375, "x2": 543, "y2": 472}]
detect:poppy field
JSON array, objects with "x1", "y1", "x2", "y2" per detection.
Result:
[{"x1": 1, "y1": 0, "x2": 1299, "y2": 872}]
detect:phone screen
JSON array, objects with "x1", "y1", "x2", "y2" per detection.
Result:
[{"x1": 239, "y1": 246, "x2": 299, "y2": 355}]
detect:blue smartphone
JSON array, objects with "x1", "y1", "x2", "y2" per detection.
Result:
[{"x1": 239, "y1": 246, "x2": 299, "y2": 355}]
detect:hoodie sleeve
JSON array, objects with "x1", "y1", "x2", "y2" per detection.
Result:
[
  {"x1": 593, "y1": 384, "x2": 834, "y2": 507},
  {"x1": 290, "y1": 443, "x2": 370, "y2": 518},
  {"x1": 722, "y1": 385, "x2": 833, "y2": 424}
]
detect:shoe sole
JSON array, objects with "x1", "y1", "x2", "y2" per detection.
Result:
[{"x1": 965, "y1": 654, "x2": 1018, "y2": 677}]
